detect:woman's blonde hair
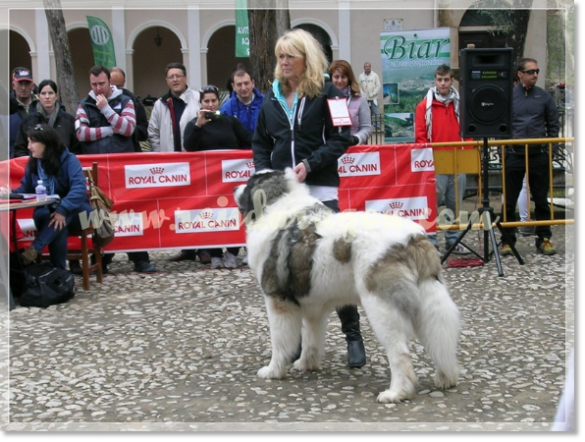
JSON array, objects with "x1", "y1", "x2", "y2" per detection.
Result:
[
  {"x1": 328, "y1": 60, "x2": 361, "y2": 98},
  {"x1": 274, "y1": 28, "x2": 328, "y2": 99}
]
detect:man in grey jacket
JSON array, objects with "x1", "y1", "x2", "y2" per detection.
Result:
[{"x1": 148, "y1": 62, "x2": 200, "y2": 152}]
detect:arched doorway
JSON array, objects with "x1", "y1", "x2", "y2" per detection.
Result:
[
  {"x1": 68, "y1": 28, "x2": 94, "y2": 99},
  {"x1": 133, "y1": 26, "x2": 183, "y2": 100},
  {"x1": 458, "y1": 1, "x2": 510, "y2": 51},
  {"x1": 293, "y1": 23, "x2": 333, "y2": 63},
  {"x1": 207, "y1": 25, "x2": 249, "y2": 95},
  {"x1": 9, "y1": 31, "x2": 31, "y2": 81}
]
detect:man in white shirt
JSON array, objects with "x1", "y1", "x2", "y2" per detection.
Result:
[{"x1": 358, "y1": 62, "x2": 381, "y2": 129}]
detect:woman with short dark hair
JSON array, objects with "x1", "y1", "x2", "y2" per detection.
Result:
[{"x1": 13, "y1": 124, "x2": 92, "y2": 269}]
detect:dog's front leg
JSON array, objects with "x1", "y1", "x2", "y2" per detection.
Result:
[
  {"x1": 257, "y1": 296, "x2": 302, "y2": 379},
  {"x1": 293, "y1": 313, "x2": 328, "y2": 372}
]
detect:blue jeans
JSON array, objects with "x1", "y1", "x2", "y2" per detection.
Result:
[
  {"x1": 428, "y1": 173, "x2": 467, "y2": 246},
  {"x1": 32, "y1": 206, "x2": 86, "y2": 270}
]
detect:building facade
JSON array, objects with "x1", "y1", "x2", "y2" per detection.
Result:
[{"x1": 4, "y1": 0, "x2": 562, "y2": 104}]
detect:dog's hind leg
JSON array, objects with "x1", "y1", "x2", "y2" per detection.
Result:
[
  {"x1": 293, "y1": 311, "x2": 328, "y2": 372},
  {"x1": 414, "y1": 277, "x2": 460, "y2": 390},
  {"x1": 360, "y1": 291, "x2": 418, "y2": 403},
  {"x1": 257, "y1": 296, "x2": 302, "y2": 379}
]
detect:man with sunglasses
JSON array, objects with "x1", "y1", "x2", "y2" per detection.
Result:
[
  {"x1": 500, "y1": 58, "x2": 560, "y2": 257},
  {"x1": 147, "y1": 62, "x2": 201, "y2": 262}
]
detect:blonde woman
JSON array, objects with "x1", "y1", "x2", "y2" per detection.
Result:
[{"x1": 252, "y1": 29, "x2": 366, "y2": 368}]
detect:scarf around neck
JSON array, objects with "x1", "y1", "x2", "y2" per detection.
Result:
[
  {"x1": 36, "y1": 100, "x2": 61, "y2": 129},
  {"x1": 424, "y1": 85, "x2": 460, "y2": 141}
]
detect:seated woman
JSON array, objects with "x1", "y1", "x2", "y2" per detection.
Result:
[
  {"x1": 183, "y1": 85, "x2": 252, "y2": 269},
  {"x1": 13, "y1": 124, "x2": 92, "y2": 270}
]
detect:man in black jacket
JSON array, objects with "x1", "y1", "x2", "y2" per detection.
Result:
[
  {"x1": 106, "y1": 67, "x2": 156, "y2": 273},
  {"x1": 501, "y1": 58, "x2": 560, "y2": 256},
  {"x1": 110, "y1": 67, "x2": 149, "y2": 152}
]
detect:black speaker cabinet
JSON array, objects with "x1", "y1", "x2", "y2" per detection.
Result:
[{"x1": 459, "y1": 48, "x2": 514, "y2": 138}]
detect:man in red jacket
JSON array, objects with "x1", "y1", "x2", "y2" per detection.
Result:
[{"x1": 415, "y1": 64, "x2": 470, "y2": 255}]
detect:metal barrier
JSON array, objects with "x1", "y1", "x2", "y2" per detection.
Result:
[
  {"x1": 428, "y1": 137, "x2": 575, "y2": 233},
  {"x1": 367, "y1": 114, "x2": 386, "y2": 145}
]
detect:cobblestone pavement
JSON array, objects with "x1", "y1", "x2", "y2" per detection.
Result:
[{"x1": 1, "y1": 223, "x2": 574, "y2": 432}]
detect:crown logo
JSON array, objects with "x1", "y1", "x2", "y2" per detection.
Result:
[
  {"x1": 246, "y1": 161, "x2": 255, "y2": 169},
  {"x1": 150, "y1": 167, "x2": 164, "y2": 174},
  {"x1": 341, "y1": 156, "x2": 355, "y2": 164},
  {"x1": 389, "y1": 201, "x2": 403, "y2": 209},
  {"x1": 199, "y1": 210, "x2": 214, "y2": 220}
]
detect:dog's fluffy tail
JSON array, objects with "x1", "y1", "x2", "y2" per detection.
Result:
[{"x1": 415, "y1": 276, "x2": 460, "y2": 389}]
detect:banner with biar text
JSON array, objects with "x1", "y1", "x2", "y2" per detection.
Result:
[
  {"x1": 3, "y1": 145, "x2": 437, "y2": 253},
  {"x1": 380, "y1": 27, "x2": 451, "y2": 143}
]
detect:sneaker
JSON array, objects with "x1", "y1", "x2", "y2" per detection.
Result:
[
  {"x1": 223, "y1": 252, "x2": 238, "y2": 269},
  {"x1": 198, "y1": 250, "x2": 211, "y2": 264},
  {"x1": 519, "y1": 226, "x2": 535, "y2": 237},
  {"x1": 537, "y1": 238, "x2": 557, "y2": 255},
  {"x1": 451, "y1": 244, "x2": 471, "y2": 255},
  {"x1": 134, "y1": 261, "x2": 156, "y2": 273},
  {"x1": 210, "y1": 257, "x2": 223, "y2": 269},
  {"x1": 500, "y1": 243, "x2": 513, "y2": 256}
]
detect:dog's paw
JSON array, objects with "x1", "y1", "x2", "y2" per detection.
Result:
[
  {"x1": 376, "y1": 388, "x2": 413, "y2": 403},
  {"x1": 292, "y1": 358, "x2": 321, "y2": 372},
  {"x1": 257, "y1": 365, "x2": 286, "y2": 379},
  {"x1": 434, "y1": 370, "x2": 458, "y2": 390}
]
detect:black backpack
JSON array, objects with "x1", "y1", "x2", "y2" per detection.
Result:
[{"x1": 18, "y1": 263, "x2": 76, "y2": 308}]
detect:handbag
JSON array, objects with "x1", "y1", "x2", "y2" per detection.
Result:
[
  {"x1": 87, "y1": 169, "x2": 115, "y2": 247},
  {"x1": 18, "y1": 263, "x2": 76, "y2": 308}
]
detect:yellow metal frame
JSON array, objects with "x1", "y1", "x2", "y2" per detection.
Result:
[{"x1": 425, "y1": 137, "x2": 574, "y2": 232}]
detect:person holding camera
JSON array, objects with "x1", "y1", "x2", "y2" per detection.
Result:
[
  {"x1": 183, "y1": 85, "x2": 253, "y2": 269},
  {"x1": 13, "y1": 124, "x2": 92, "y2": 270},
  {"x1": 184, "y1": 85, "x2": 253, "y2": 152}
]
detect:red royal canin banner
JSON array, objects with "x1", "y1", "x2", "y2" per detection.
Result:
[{"x1": 1, "y1": 145, "x2": 437, "y2": 252}]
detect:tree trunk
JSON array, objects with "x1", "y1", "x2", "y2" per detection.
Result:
[
  {"x1": 43, "y1": 0, "x2": 79, "y2": 114},
  {"x1": 248, "y1": 1, "x2": 290, "y2": 94},
  {"x1": 275, "y1": 0, "x2": 291, "y2": 36},
  {"x1": 248, "y1": 8, "x2": 278, "y2": 94},
  {"x1": 507, "y1": 0, "x2": 533, "y2": 68}
]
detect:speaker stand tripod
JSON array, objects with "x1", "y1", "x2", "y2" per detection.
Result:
[{"x1": 441, "y1": 137, "x2": 524, "y2": 277}]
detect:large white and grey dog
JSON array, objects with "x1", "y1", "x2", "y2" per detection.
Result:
[{"x1": 234, "y1": 169, "x2": 460, "y2": 403}]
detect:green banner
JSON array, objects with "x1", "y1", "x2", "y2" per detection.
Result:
[
  {"x1": 380, "y1": 27, "x2": 451, "y2": 143},
  {"x1": 87, "y1": 16, "x2": 116, "y2": 68},
  {"x1": 235, "y1": 0, "x2": 249, "y2": 57}
]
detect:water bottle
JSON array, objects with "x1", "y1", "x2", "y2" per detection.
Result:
[{"x1": 35, "y1": 180, "x2": 47, "y2": 202}]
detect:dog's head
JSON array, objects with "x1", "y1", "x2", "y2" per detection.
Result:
[{"x1": 234, "y1": 168, "x2": 299, "y2": 221}]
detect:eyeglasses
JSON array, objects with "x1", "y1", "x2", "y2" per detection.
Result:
[
  {"x1": 521, "y1": 69, "x2": 540, "y2": 75},
  {"x1": 200, "y1": 85, "x2": 219, "y2": 94},
  {"x1": 166, "y1": 74, "x2": 186, "y2": 80},
  {"x1": 34, "y1": 124, "x2": 44, "y2": 131}
]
